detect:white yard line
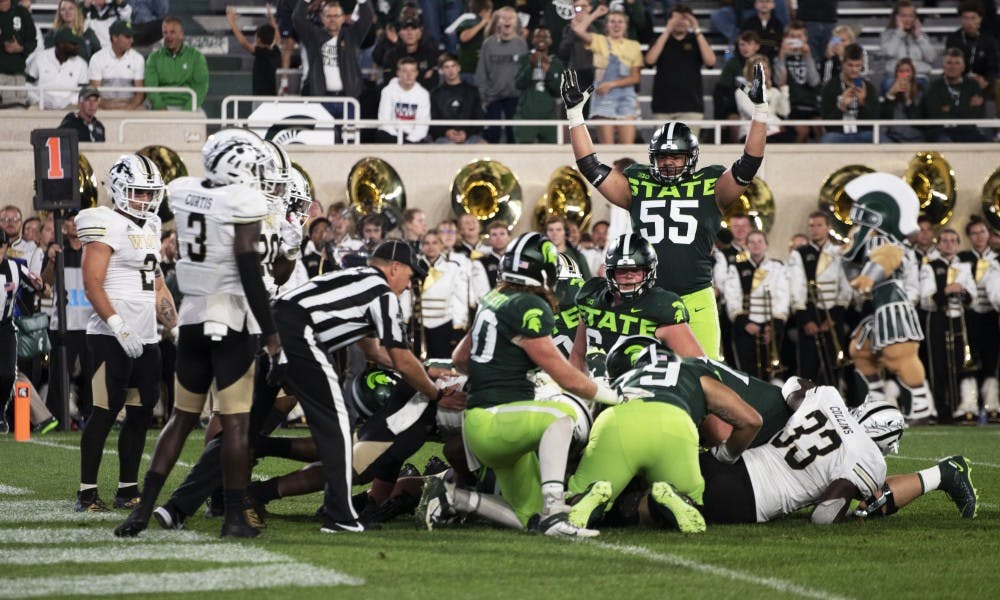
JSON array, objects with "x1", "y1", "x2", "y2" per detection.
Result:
[
  {"x1": 0, "y1": 543, "x2": 293, "y2": 565},
  {"x1": 591, "y1": 542, "x2": 852, "y2": 600},
  {"x1": 0, "y1": 564, "x2": 363, "y2": 597},
  {"x1": 891, "y1": 455, "x2": 1000, "y2": 469},
  {"x1": 0, "y1": 484, "x2": 29, "y2": 495},
  {"x1": 0, "y1": 500, "x2": 123, "y2": 522},
  {"x1": 0, "y1": 527, "x2": 209, "y2": 544},
  {"x1": 27, "y1": 438, "x2": 193, "y2": 469}
]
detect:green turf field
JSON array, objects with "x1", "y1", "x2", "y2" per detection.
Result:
[{"x1": 1, "y1": 426, "x2": 998, "y2": 599}]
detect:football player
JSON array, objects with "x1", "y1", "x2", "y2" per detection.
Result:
[
  {"x1": 566, "y1": 336, "x2": 762, "y2": 533},
  {"x1": 454, "y1": 232, "x2": 622, "y2": 537},
  {"x1": 570, "y1": 234, "x2": 704, "y2": 368},
  {"x1": 115, "y1": 128, "x2": 281, "y2": 538},
  {"x1": 562, "y1": 62, "x2": 771, "y2": 360},
  {"x1": 75, "y1": 154, "x2": 177, "y2": 513}
]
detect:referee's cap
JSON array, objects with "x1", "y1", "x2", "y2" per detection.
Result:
[{"x1": 373, "y1": 240, "x2": 426, "y2": 277}]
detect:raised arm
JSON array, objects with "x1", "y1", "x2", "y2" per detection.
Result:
[{"x1": 715, "y1": 62, "x2": 768, "y2": 211}]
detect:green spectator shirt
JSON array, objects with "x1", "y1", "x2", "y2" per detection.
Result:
[
  {"x1": 145, "y1": 43, "x2": 209, "y2": 110},
  {"x1": 623, "y1": 163, "x2": 726, "y2": 296},
  {"x1": 0, "y1": 5, "x2": 36, "y2": 75}
]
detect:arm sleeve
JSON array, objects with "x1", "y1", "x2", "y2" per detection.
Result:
[{"x1": 804, "y1": 54, "x2": 821, "y2": 87}]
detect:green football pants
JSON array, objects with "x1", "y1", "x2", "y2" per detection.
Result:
[{"x1": 682, "y1": 286, "x2": 722, "y2": 360}]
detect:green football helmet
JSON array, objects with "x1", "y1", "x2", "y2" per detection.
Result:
[
  {"x1": 605, "y1": 233, "x2": 658, "y2": 301},
  {"x1": 349, "y1": 366, "x2": 405, "y2": 419},
  {"x1": 606, "y1": 335, "x2": 677, "y2": 380},
  {"x1": 500, "y1": 232, "x2": 559, "y2": 290},
  {"x1": 648, "y1": 121, "x2": 699, "y2": 185},
  {"x1": 586, "y1": 347, "x2": 608, "y2": 379},
  {"x1": 843, "y1": 172, "x2": 920, "y2": 263}
]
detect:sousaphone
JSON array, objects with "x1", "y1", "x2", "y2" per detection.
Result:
[
  {"x1": 982, "y1": 166, "x2": 1000, "y2": 233},
  {"x1": 818, "y1": 165, "x2": 875, "y2": 243},
  {"x1": 903, "y1": 151, "x2": 956, "y2": 228},
  {"x1": 451, "y1": 158, "x2": 522, "y2": 232},
  {"x1": 137, "y1": 145, "x2": 188, "y2": 222},
  {"x1": 722, "y1": 176, "x2": 775, "y2": 233},
  {"x1": 533, "y1": 166, "x2": 592, "y2": 232},
  {"x1": 78, "y1": 153, "x2": 98, "y2": 210},
  {"x1": 347, "y1": 157, "x2": 406, "y2": 229}
]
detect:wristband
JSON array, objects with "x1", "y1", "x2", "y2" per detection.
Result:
[{"x1": 751, "y1": 103, "x2": 769, "y2": 123}]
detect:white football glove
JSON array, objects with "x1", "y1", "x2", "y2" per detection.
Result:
[
  {"x1": 279, "y1": 217, "x2": 304, "y2": 260},
  {"x1": 710, "y1": 442, "x2": 739, "y2": 465},
  {"x1": 589, "y1": 380, "x2": 623, "y2": 406},
  {"x1": 107, "y1": 314, "x2": 143, "y2": 359}
]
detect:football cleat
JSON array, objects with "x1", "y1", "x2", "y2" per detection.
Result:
[
  {"x1": 650, "y1": 482, "x2": 706, "y2": 534},
  {"x1": 531, "y1": 512, "x2": 599, "y2": 538},
  {"x1": 75, "y1": 492, "x2": 110, "y2": 513},
  {"x1": 220, "y1": 510, "x2": 261, "y2": 538},
  {"x1": 415, "y1": 475, "x2": 456, "y2": 531},
  {"x1": 423, "y1": 456, "x2": 450, "y2": 477},
  {"x1": 568, "y1": 481, "x2": 612, "y2": 529},
  {"x1": 113, "y1": 495, "x2": 142, "y2": 510},
  {"x1": 114, "y1": 508, "x2": 150, "y2": 538},
  {"x1": 36, "y1": 417, "x2": 59, "y2": 435},
  {"x1": 153, "y1": 504, "x2": 185, "y2": 530},
  {"x1": 319, "y1": 519, "x2": 366, "y2": 534},
  {"x1": 938, "y1": 455, "x2": 978, "y2": 519}
]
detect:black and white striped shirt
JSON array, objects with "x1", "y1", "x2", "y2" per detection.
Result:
[
  {"x1": 1, "y1": 258, "x2": 33, "y2": 323},
  {"x1": 276, "y1": 266, "x2": 409, "y2": 354}
]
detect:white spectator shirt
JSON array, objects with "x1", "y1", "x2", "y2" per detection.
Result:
[
  {"x1": 76, "y1": 206, "x2": 161, "y2": 343},
  {"x1": 377, "y1": 77, "x2": 431, "y2": 142},
  {"x1": 25, "y1": 48, "x2": 89, "y2": 109},
  {"x1": 322, "y1": 35, "x2": 343, "y2": 93},
  {"x1": 88, "y1": 47, "x2": 145, "y2": 100}
]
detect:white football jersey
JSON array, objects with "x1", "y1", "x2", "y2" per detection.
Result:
[
  {"x1": 259, "y1": 204, "x2": 284, "y2": 297},
  {"x1": 168, "y1": 177, "x2": 268, "y2": 331},
  {"x1": 742, "y1": 386, "x2": 886, "y2": 523},
  {"x1": 76, "y1": 206, "x2": 161, "y2": 343}
]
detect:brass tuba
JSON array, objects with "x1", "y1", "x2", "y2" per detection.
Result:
[
  {"x1": 451, "y1": 158, "x2": 522, "y2": 232},
  {"x1": 903, "y1": 151, "x2": 956, "y2": 228},
  {"x1": 817, "y1": 165, "x2": 875, "y2": 243},
  {"x1": 723, "y1": 176, "x2": 775, "y2": 233},
  {"x1": 78, "y1": 153, "x2": 98, "y2": 210},
  {"x1": 533, "y1": 166, "x2": 592, "y2": 232},
  {"x1": 347, "y1": 157, "x2": 406, "y2": 227},
  {"x1": 137, "y1": 145, "x2": 188, "y2": 222},
  {"x1": 981, "y1": 166, "x2": 1000, "y2": 234}
]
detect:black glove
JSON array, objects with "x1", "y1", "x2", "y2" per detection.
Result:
[
  {"x1": 747, "y1": 61, "x2": 766, "y2": 105},
  {"x1": 561, "y1": 68, "x2": 593, "y2": 127},
  {"x1": 262, "y1": 348, "x2": 287, "y2": 388}
]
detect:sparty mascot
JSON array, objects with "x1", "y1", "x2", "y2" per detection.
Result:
[{"x1": 842, "y1": 172, "x2": 935, "y2": 423}]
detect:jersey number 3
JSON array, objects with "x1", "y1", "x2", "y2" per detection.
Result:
[
  {"x1": 771, "y1": 410, "x2": 842, "y2": 470},
  {"x1": 639, "y1": 200, "x2": 698, "y2": 245}
]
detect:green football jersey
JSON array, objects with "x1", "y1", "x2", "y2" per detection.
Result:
[
  {"x1": 614, "y1": 360, "x2": 717, "y2": 424},
  {"x1": 624, "y1": 163, "x2": 726, "y2": 296},
  {"x1": 576, "y1": 277, "x2": 689, "y2": 353},
  {"x1": 553, "y1": 276, "x2": 585, "y2": 357},
  {"x1": 687, "y1": 356, "x2": 792, "y2": 447},
  {"x1": 467, "y1": 288, "x2": 556, "y2": 409}
]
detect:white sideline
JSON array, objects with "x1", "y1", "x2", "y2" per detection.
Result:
[
  {"x1": 0, "y1": 564, "x2": 364, "y2": 598},
  {"x1": 27, "y1": 438, "x2": 194, "y2": 469},
  {"x1": 0, "y1": 500, "x2": 122, "y2": 522},
  {"x1": 591, "y1": 542, "x2": 852, "y2": 600},
  {"x1": 0, "y1": 543, "x2": 292, "y2": 565},
  {"x1": 0, "y1": 484, "x2": 29, "y2": 495},
  {"x1": 0, "y1": 527, "x2": 209, "y2": 544}
]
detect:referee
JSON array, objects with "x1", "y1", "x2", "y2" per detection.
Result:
[
  {"x1": 273, "y1": 239, "x2": 464, "y2": 533},
  {"x1": 2, "y1": 229, "x2": 43, "y2": 429}
]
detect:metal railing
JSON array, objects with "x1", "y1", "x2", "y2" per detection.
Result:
[
  {"x1": 220, "y1": 95, "x2": 361, "y2": 126},
  {"x1": 0, "y1": 85, "x2": 199, "y2": 112}
]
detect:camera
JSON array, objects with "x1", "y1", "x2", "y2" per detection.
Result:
[{"x1": 788, "y1": 38, "x2": 803, "y2": 49}]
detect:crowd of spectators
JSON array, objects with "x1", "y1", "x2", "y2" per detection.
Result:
[{"x1": 1, "y1": 0, "x2": 999, "y2": 143}]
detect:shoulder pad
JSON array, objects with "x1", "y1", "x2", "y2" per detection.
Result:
[
  {"x1": 225, "y1": 186, "x2": 269, "y2": 224},
  {"x1": 75, "y1": 206, "x2": 116, "y2": 244},
  {"x1": 577, "y1": 277, "x2": 609, "y2": 305}
]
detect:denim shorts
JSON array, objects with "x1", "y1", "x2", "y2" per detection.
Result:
[{"x1": 588, "y1": 88, "x2": 640, "y2": 119}]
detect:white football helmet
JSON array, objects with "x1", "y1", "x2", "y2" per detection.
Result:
[
  {"x1": 107, "y1": 154, "x2": 165, "y2": 220},
  {"x1": 260, "y1": 139, "x2": 293, "y2": 208},
  {"x1": 287, "y1": 168, "x2": 313, "y2": 226},
  {"x1": 852, "y1": 398, "x2": 906, "y2": 456},
  {"x1": 201, "y1": 128, "x2": 267, "y2": 188}
]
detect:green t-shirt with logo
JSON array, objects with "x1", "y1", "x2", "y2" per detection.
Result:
[
  {"x1": 553, "y1": 276, "x2": 585, "y2": 357},
  {"x1": 467, "y1": 288, "x2": 556, "y2": 408},
  {"x1": 614, "y1": 359, "x2": 717, "y2": 425},
  {"x1": 575, "y1": 277, "x2": 689, "y2": 353},
  {"x1": 624, "y1": 163, "x2": 726, "y2": 296}
]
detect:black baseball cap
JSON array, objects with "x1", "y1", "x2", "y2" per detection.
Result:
[{"x1": 373, "y1": 240, "x2": 426, "y2": 276}]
